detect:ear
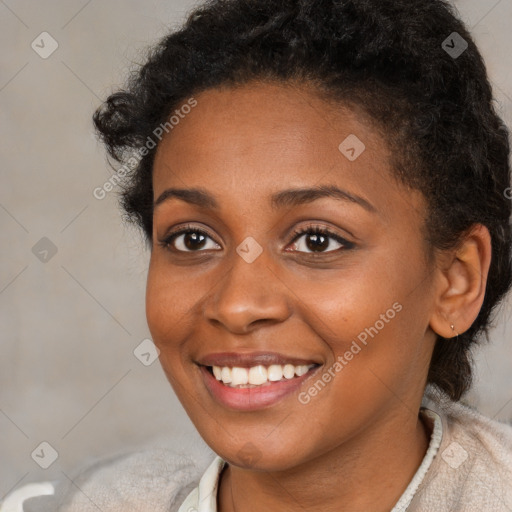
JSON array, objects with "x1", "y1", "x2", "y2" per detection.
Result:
[{"x1": 429, "y1": 224, "x2": 492, "y2": 338}]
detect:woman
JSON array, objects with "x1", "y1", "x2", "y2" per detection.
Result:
[{"x1": 2, "y1": 0, "x2": 511, "y2": 510}]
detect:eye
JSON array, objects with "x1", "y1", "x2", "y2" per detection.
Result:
[
  {"x1": 288, "y1": 225, "x2": 354, "y2": 254},
  {"x1": 158, "y1": 224, "x2": 354, "y2": 255},
  {"x1": 158, "y1": 224, "x2": 220, "y2": 252}
]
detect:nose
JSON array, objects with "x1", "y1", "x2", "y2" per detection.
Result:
[{"x1": 204, "y1": 248, "x2": 292, "y2": 334}]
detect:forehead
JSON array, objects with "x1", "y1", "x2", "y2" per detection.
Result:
[
  {"x1": 152, "y1": 81, "x2": 424, "y2": 222},
  {"x1": 155, "y1": 81, "x2": 385, "y2": 167}
]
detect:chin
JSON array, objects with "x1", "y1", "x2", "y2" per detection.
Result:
[{"x1": 216, "y1": 442, "x2": 307, "y2": 472}]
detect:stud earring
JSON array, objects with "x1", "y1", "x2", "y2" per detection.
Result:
[{"x1": 450, "y1": 323, "x2": 459, "y2": 338}]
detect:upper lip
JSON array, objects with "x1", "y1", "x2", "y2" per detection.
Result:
[{"x1": 196, "y1": 351, "x2": 322, "y2": 368}]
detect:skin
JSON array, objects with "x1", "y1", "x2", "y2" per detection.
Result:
[{"x1": 146, "y1": 81, "x2": 491, "y2": 512}]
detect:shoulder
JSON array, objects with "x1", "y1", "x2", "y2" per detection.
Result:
[
  {"x1": 412, "y1": 387, "x2": 512, "y2": 511},
  {"x1": 1, "y1": 440, "x2": 216, "y2": 512},
  {"x1": 429, "y1": 387, "x2": 512, "y2": 468}
]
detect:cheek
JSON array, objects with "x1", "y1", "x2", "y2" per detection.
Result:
[
  {"x1": 293, "y1": 250, "x2": 431, "y2": 374},
  {"x1": 145, "y1": 277, "x2": 169, "y2": 343},
  {"x1": 145, "y1": 263, "x2": 195, "y2": 391},
  {"x1": 145, "y1": 260, "x2": 190, "y2": 346},
  {"x1": 292, "y1": 264, "x2": 399, "y2": 340}
]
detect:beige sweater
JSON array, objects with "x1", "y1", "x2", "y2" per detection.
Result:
[
  {"x1": 408, "y1": 389, "x2": 512, "y2": 511},
  {"x1": 2, "y1": 387, "x2": 511, "y2": 511}
]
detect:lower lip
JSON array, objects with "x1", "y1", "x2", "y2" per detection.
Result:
[{"x1": 199, "y1": 365, "x2": 320, "y2": 411}]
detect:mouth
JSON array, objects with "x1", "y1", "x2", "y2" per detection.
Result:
[
  {"x1": 203, "y1": 363, "x2": 321, "y2": 388},
  {"x1": 198, "y1": 362, "x2": 322, "y2": 411}
]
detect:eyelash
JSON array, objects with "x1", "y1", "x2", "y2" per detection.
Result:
[
  {"x1": 289, "y1": 226, "x2": 354, "y2": 254},
  {"x1": 159, "y1": 224, "x2": 354, "y2": 255}
]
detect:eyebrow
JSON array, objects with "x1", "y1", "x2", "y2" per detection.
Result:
[{"x1": 153, "y1": 185, "x2": 377, "y2": 214}]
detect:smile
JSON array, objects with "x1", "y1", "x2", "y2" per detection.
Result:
[
  {"x1": 199, "y1": 363, "x2": 321, "y2": 411},
  {"x1": 208, "y1": 363, "x2": 318, "y2": 387}
]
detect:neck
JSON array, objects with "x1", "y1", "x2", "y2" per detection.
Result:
[{"x1": 218, "y1": 408, "x2": 431, "y2": 512}]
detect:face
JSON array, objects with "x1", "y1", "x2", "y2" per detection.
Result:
[{"x1": 146, "y1": 81, "x2": 439, "y2": 471}]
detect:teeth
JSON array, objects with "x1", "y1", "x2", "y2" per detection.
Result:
[
  {"x1": 295, "y1": 365, "x2": 309, "y2": 376},
  {"x1": 248, "y1": 365, "x2": 267, "y2": 385},
  {"x1": 210, "y1": 363, "x2": 317, "y2": 387},
  {"x1": 231, "y1": 367, "x2": 249, "y2": 386},
  {"x1": 268, "y1": 364, "x2": 283, "y2": 381},
  {"x1": 220, "y1": 367, "x2": 232, "y2": 383},
  {"x1": 283, "y1": 364, "x2": 295, "y2": 379}
]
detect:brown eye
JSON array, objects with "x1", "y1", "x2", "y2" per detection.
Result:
[
  {"x1": 289, "y1": 226, "x2": 354, "y2": 254},
  {"x1": 160, "y1": 227, "x2": 221, "y2": 252}
]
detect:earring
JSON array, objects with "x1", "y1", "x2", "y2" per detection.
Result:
[{"x1": 450, "y1": 323, "x2": 459, "y2": 338}]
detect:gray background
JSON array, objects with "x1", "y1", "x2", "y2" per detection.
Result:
[{"x1": 1, "y1": 0, "x2": 511, "y2": 495}]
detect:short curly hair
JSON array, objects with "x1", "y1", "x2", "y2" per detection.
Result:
[{"x1": 93, "y1": 0, "x2": 512, "y2": 401}]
